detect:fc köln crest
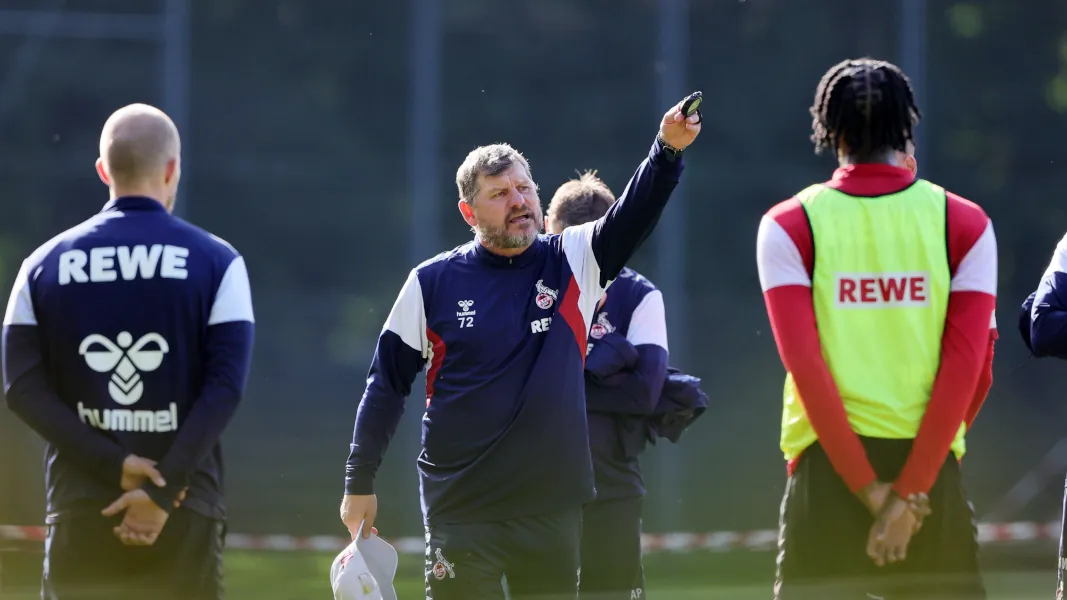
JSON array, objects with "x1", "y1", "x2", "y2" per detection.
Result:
[
  {"x1": 590, "y1": 313, "x2": 615, "y2": 339},
  {"x1": 534, "y1": 279, "x2": 558, "y2": 310},
  {"x1": 432, "y1": 548, "x2": 455, "y2": 580}
]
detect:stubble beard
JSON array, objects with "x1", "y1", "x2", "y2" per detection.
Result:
[{"x1": 476, "y1": 211, "x2": 543, "y2": 250}]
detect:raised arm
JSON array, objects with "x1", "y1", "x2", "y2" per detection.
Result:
[
  {"x1": 560, "y1": 101, "x2": 700, "y2": 308},
  {"x1": 585, "y1": 290, "x2": 669, "y2": 415},
  {"x1": 142, "y1": 256, "x2": 256, "y2": 512},
  {"x1": 2, "y1": 258, "x2": 129, "y2": 486},
  {"x1": 344, "y1": 268, "x2": 430, "y2": 496}
]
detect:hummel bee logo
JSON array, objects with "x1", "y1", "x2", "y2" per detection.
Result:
[
  {"x1": 79, "y1": 332, "x2": 169, "y2": 406},
  {"x1": 457, "y1": 300, "x2": 476, "y2": 328}
]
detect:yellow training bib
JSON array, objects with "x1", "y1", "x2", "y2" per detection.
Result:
[{"x1": 780, "y1": 180, "x2": 967, "y2": 461}]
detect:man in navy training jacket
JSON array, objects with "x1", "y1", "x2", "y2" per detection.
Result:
[
  {"x1": 1019, "y1": 236, "x2": 1067, "y2": 599},
  {"x1": 545, "y1": 171, "x2": 668, "y2": 600},
  {"x1": 2, "y1": 103, "x2": 255, "y2": 600},
  {"x1": 340, "y1": 98, "x2": 702, "y2": 600}
]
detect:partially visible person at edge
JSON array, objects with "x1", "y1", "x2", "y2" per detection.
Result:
[
  {"x1": 756, "y1": 58, "x2": 997, "y2": 599},
  {"x1": 2, "y1": 103, "x2": 255, "y2": 600},
  {"x1": 1018, "y1": 231, "x2": 1067, "y2": 599},
  {"x1": 544, "y1": 172, "x2": 707, "y2": 600},
  {"x1": 339, "y1": 99, "x2": 701, "y2": 600}
]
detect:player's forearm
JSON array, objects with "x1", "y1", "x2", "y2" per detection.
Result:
[
  {"x1": 344, "y1": 331, "x2": 422, "y2": 495},
  {"x1": 345, "y1": 391, "x2": 407, "y2": 495},
  {"x1": 964, "y1": 331, "x2": 997, "y2": 430},
  {"x1": 763, "y1": 286, "x2": 877, "y2": 493},
  {"x1": 150, "y1": 321, "x2": 254, "y2": 510},
  {"x1": 2, "y1": 325, "x2": 127, "y2": 485},
  {"x1": 585, "y1": 333, "x2": 639, "y2": 380},
  {"x1": 1029, "y1": 273, "x2": 1067, "y2": 358},
  {"x1": 589, "y1": 139, "x2": 683, "y2": 285},
  {"x1": 894, "y1": 292, "x2": 994, "y2": 497},
  {"x1": 585, "y1": 345, "x2": 667, "y2": 415}
]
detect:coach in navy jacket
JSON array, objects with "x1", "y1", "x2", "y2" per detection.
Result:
[
  {"x1": 3, "y1": 104, "x2": 254, "y2": 600},
  {"x1": 340, "y1": 100, "x2": 702, "y2": 598}
]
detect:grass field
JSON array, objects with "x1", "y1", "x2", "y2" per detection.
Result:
[{"x1": 3, "y1": 549, "x2": 1057, "y2": 599}]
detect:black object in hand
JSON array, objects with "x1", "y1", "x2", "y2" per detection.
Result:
[{"x1": 681, "y1": 91, "x2": 702, "y2": 123}]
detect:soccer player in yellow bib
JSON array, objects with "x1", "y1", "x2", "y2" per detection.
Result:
[{"x1": 756, "y1": 58, "x2": 998, "y2": 599}]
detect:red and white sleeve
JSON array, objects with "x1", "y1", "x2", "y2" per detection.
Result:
[
  {"x1": 894, "y1": 194, "x2": 997, "y2": 497},
  {"x1": 757, "y1": 199, "x2": 877, "y2": 493}
]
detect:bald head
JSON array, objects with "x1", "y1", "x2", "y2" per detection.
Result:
[{"x1": 98, "y1": 103, "x2": 181, "y2": 189}]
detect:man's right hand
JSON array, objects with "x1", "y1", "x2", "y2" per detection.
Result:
[
  {"x1": 340, "y1": 494, "x2": 377, "y2": 540},
  {"x1": 121, "y1": 455, "x2": 166, "y2": 491},
  {"x1": 658, "y1": 99, "x2": 702, "y2": 152},
  {"x1": 857, "y1": 481, "x2": 892, "y2": 517}
]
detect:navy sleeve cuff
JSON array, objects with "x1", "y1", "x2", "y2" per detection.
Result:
[
  {"x1": 142, "y1": 482, "x2": 176, "y2": 514},
  {"x1": 345, "y1": 465, "x2": 376, "y2": 495},
  {"x1": 649, "y1": 138, "x2": 685, "y2": 173}
]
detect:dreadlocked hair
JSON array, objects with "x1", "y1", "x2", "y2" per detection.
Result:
[{"x1": 809, "y1": 58, "x2": 921, "y2": 160}]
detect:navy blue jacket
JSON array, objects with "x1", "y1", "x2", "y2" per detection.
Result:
[
  {"x1": 2, "y1": 197, "x2": 255, "y2": 522},
  {"x1": 346, "y1": 139, "x2": 684, "y2": 525},
  {"x1": 647, "y1": 368, "x2": 708, "y2": 445},
  {"x1": 583, "y1": 268, "x2": 668, "y2": 500},
  {"x1": 1021, "y1": 233, "x2": 1067, "y2": 358}
]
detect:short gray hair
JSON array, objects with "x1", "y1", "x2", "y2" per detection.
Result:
[{"x1": 455, "y1": 143, "x2": 532, "y2": 204}]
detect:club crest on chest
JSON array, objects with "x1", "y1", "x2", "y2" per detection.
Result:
[{"x1": 534, "y1": 279, "x2": 558, "y2": 310}]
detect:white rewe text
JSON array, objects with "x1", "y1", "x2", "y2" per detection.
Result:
[{"x1": 59, "y1": 245, "x2": 189, "y2": 285}]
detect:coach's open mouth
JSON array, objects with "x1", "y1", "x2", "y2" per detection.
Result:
[{"x1": 509, "y1": 214, "x2": 531, "y2": 224}]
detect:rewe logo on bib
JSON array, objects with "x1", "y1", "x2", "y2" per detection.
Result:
[{"x1": 834, "y1": 272, "x2": 930, "y2": 308}]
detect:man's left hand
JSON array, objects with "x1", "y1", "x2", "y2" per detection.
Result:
[
  {"x1": 658, "y1": 99, "x2": 702, "y2": 151},
  {"x1": 102, "y1": 489, "x2": 172, "y2": 546}
]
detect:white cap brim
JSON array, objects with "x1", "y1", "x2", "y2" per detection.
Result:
[{"x1": 355, "y1": 523, "x2": 398, "y2": 600}]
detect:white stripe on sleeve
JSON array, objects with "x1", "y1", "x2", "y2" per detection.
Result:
[
  {"x1": 208, "y1": 256, "x2": 255, "y2": 325},
  {"x1": 383, "y1": 268, "x2": 429, "y2": 357},
  {"x1": 561, "y1": 221, "x2": 604, "y2": 327},
  {"x1": 3, "y1": 260, "x2": 36, "y2": 326},
  {"x1": 627, "y1": 289, "x2": 668, "y2": 351},
  {"x1": 950, "y1": 220, "x2": 998, "y2": 295},
  {"x1": 756, "y1": 215, "x2": 810, "y2": 292}
]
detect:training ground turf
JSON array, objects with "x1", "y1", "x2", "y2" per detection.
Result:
[
  {"x1": 229, "y1": 551, "x2": 1060, "y2": 599},
  {"x1": 1, "y1": 550, "x2": 1056, "y2": 598},
  {"x1": 228, "y1": 551, "x2": 1062, "y2": 598}
]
